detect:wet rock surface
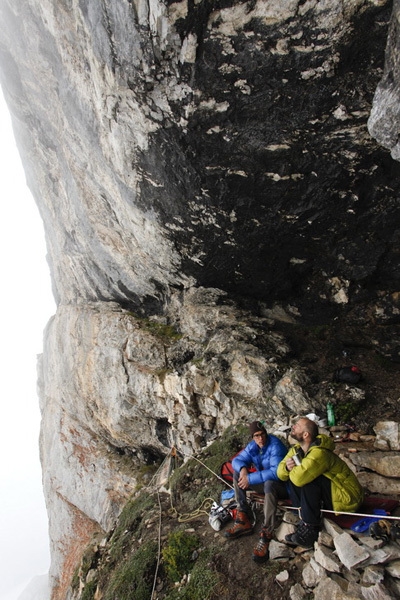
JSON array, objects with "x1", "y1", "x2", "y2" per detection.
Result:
[{"x1": 0, "y1": 0, "x2": 399, "y2": 315}]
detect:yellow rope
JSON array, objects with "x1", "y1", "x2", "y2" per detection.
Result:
[{"x1": 168, "y1": 494, "x2": 216, "y2": 523}]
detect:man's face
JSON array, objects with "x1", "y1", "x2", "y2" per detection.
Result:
[
  {"x1": 290, "y1": 419, "x2": 307, "y2": 443},
  {"x1": 253, "y1": 430, "x2": 267, "y2": 448}
]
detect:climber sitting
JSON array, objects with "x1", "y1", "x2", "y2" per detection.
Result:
[
  {"x1": 224, "y1": 420, "x2": 288, "y2": 563},
  {"x1": 277, "y1": 417, "x2": 364, "y2": 548}
]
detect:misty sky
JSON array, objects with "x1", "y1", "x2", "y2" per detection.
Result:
[{"x1": 0, "y1": 89, "x2": 55, "y2": 599}]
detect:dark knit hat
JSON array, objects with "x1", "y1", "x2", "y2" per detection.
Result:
[{"x1": 249, "y1": 420, "x2": 267, "y2": 437}]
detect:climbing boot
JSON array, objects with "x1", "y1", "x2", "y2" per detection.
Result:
[
  {"x1": 224, "y1": 510, "x2": 253, "y2": 539},
  {"x1": 252, "y1": 527, "x2": 273, "y2": 563},
  {"x1": 285, "y1": 520, "x2": 319, "y2": 549}
]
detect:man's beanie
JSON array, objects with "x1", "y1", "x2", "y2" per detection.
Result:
[{"x1": 249, "y1": 420, "x2": 267, "y2": 437}]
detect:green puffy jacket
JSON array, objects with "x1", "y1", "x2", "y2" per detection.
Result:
[{"x1": 277, "y1": 434, "x2": 363, "y2": 513}]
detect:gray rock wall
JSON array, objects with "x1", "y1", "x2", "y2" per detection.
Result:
[
  {"x1": 37, "y1": 290, "x2": 311, "y2": 593},
  {"x1": 369, "y1": 0, "x2": 400, "y2": 159},
  {"x1": 1, "y1": 0, "x2": 399, "y2": 311}
]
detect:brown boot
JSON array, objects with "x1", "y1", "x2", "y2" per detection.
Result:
[
  {"x1": 224, "y1": 510, "x2": 253, "y2": 539},
  {"x1": 252, "y1": 527, "x2": 272, "y2": 563}
]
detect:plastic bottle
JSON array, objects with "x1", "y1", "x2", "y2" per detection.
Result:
[{"x1": 327, "y1": 401, "x2": 336, "y2": 427}]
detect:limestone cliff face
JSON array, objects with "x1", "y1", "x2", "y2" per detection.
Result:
[
  {"x1": 369, "y1": 0, "x2": 400, "y2": 159},
  {"x1": 1, "y1": 0, "x2": 400, "y2": 597},
  {"x1": 2, "y1": 0, "x2": 399, "y2": 310}
]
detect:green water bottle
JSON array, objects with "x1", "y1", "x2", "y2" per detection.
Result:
[{"x1": 327, "y1": 401, "x2": 336, "y2": 427}]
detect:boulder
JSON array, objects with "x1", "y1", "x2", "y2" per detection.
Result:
[
  {"x1": 356, "y1": 472, "x2": 400, "y2": 496},
  {"x1": 333, "y1": 531, "x2": 370, "y2": 570},
  {"x1": 374, "y1": 422, "x2": 400, "y2": 451},
  {"x1": 314, "y1": 543, "x2": 342, "y2": 573},
  {"x1": 349, "y1": 451, "x2": 400, "y2": 478}
]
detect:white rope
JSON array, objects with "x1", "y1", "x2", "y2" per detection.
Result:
[
  {"x1": 187, "y1": 453, "x2": 234, "y2": 491},
  {"x1": 150, "y1": 490, "x2": 162, "y2": 600},
  {"x1": 284, "y1": 504, "x2": 400, "y2": 521},
  {"x1": 148, "y1": 444, "x2": 400, "y2": 524}
]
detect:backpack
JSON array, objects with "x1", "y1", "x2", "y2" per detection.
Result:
[
  {"x1": 333, "y1": 365, "x2": 362, "y2": 384},
  {"x1": 220, "y1": 450, "x2": 256, "y2": 484}
]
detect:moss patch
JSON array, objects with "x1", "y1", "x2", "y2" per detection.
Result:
[
  {"x1": 103, "y1": 540, "x2": 158, "y2": 600},
  {"x1": 128, "y1": 312, "x2": 182, "y2": 345},
  {"x1": 162, "y1": 530, "x2": 200, "y2": 583},
  {"x1": 108, "y1": 492, "x2": 157, "y2": 564},
  {"x1": 80, "y1": 579, "x2": 97, "y2": 600},
  {"x1": 334, "y1": 400, "x2": 362, "y2": 424},
  {"x1": 164, "y1": 547, "x2": 219, "y2": 600}
]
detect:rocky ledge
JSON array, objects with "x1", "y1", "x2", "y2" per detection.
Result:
[
  {"x1": 273, "y1": 515, "x2": 400, "y2": 600},
  {"x1": 70, "y1": 418, "x2": 400, "y2": 600}
]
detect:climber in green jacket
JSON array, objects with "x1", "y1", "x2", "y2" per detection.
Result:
[{"x1": 277, "y1": 417, "x2": 364, "y2": 548}]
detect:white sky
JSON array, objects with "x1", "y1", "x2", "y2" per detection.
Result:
[{"x1": 0, "y1": 89, "x2": 55, "y2": 599}]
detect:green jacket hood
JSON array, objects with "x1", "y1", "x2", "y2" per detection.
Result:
[
  {"x1": 291, "y1": 433, "x2": 335, "y2": 455},
  {"x1": 310, "y1": 434, "x2": 335, "y2": 452}
]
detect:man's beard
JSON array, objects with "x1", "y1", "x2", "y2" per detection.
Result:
[{"x1": 291, "y1": 431, "x2": 303, "y2": 442}]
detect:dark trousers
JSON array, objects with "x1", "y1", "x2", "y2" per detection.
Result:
[
  {"x1": 288, "y1": 475, "x2": 333, "y2": 525},
  {"x1": 233, "y1": 471, "x2": 289, "y2": 532}
]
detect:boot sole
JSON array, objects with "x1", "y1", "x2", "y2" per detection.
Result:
[
  {"x1": 224, "y1": 529, "x2": 254, "y2": 539},
  {"x1": 252, "y1": 554, "x2": 269, "y2": 563},
  {"x1": 285, "y1": 538, "x2": 314, "y2": 549}
]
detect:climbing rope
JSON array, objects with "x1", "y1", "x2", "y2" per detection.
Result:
[
  {"x1": 148, "y1": 440, "x2": 400, "y2": 599},
  {"x1": 284, "y1": 504, "x2": 400, "y2": 521},
  {"x1": 168, "y1": 494, "x2": 216, "y2": 523},
  {"x1": 150, "y1": 490, "x2": 162, "y2": 600},
  {"x1": 149, "y1": 445, "x2": 226, "y2": 600}
]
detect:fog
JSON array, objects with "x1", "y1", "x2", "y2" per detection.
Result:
[{"x1": 0, "y1": 89, "x2": 54, "y2": 599}]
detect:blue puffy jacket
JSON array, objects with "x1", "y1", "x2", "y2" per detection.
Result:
[{"x1": 232, "y1": 435, "x2": 288, "y2": 486}]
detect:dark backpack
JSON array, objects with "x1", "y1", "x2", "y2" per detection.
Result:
[{"x1": 333, "y1": 365, "x2": 362, "y2": 384}]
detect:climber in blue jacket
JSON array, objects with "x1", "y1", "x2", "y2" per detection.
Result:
[{"x1": 224, "y1": 420, "x2": 288, "y2": 563}]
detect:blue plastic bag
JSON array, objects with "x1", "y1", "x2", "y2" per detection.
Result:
[
  {"x1": 350, "y1": 509, "x2": 387, "y2": 533},
  {"x1": 220, "y1": 489, "x2": 235, "y2": 503}
]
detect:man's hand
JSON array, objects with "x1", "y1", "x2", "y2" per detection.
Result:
[
  {"x1": 238, "y1": 467, "x2": 249, "y2": 489},
  {"x1": 286, "y1": 457, "x2": 296, "y2": 471}
]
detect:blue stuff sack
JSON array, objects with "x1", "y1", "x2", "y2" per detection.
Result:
[
  {"x1": 350, "y1": 509, "x2": 387, "y2": 533},
  {"x1": 221, "y1": 489, "x2": 235, "y2": 503}
]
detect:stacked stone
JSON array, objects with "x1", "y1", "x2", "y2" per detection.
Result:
[{"x1": 273, "y1": 517, "x2": 400, "y2": 599}]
